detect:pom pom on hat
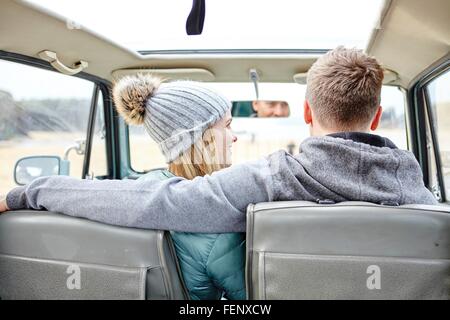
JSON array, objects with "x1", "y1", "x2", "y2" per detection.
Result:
[{"x1": 112, "y1": 74, "x2": 161, "y2": 125}]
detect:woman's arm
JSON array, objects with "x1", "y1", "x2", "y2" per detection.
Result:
[{"x1": 3, "y1": 156, "x2": 278, "y2": 233}]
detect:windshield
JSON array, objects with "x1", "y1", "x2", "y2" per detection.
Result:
[{"x1": 128, "y1": 83, "x2": 407, "y2": 172}]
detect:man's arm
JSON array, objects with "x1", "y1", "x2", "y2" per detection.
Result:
[{"x1": 4, "y1": 157, "x2": 277, "y2": 233}]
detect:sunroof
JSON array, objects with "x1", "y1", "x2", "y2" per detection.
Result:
[{"x1": 25, "y1": 0, "x2": 385, "y2": 53}]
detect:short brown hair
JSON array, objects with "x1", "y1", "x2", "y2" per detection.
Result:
[{"x1": 306, "y1": 46, "x2": 384, "y2": 130}]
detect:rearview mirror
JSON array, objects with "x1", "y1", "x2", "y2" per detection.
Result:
[
  {"x1": 14, "y1": 156, "x2": 69, "y2": 186},
  {"x1": 231, "y1": 100, "x2": 290, "y2": 118}
]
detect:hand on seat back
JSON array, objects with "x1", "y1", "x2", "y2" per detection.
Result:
[{"x1": 0, "y1": 198, "x2": 9, "y2": 213}]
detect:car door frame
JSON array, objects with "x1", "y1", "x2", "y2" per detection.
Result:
[
  {"x1": 408, "y1": 54, "x2": 450, "y2": 203},
  {"x1": 0, "y1": 50, "x2": 119, "y2": 181}
]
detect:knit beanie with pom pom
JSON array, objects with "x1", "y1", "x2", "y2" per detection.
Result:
[{"x1": 113, "y1": 74, "x2": 231, "y2": 163}]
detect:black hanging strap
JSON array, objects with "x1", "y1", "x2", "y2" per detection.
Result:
[{"x1": 186, "y1": 0, "x2": 206, "y2": 35}]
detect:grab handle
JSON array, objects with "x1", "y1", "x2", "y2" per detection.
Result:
[{"x1": 38, "y1": 50, "x2": 88, "y2": 75}]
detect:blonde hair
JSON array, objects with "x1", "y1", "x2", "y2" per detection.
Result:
[
  {"x1": 306, "y1": 46, "x2": 384, "y2": 130},
  {"x1": 168, "y1": 127, "x2": 228, "y2": 180}
]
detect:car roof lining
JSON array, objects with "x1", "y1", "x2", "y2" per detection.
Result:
[
  {"x1": 0, "y1": 0, "x2": 448, "y2": 88},
  {"x1": 367, "y1": 0, "x2": 450, "y2": 88}
]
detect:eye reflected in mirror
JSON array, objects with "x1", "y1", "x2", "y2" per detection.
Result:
[
  {"x1": 231, "y1": 100, "x2": 290, "y2": 118},
  {"x1": 14, "y1": 156, "x2": 61, "y2": 186}
]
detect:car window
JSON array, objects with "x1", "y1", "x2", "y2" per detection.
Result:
[
  {"x1": 89, "y1": 90, "x2": 108, "y2": 178},
  {"x1": 128, "y1": 83, "x2": 407, "y2": 173},
  {"x1": 0, "y1": 59, "x2": 96, "y2": 197},
  {"x1": 129, "y1": 124, "x2": 167, "y2": 173},
  {"x1": 27, "y1": 0, "x2": 385, "y2": 52},
  {"x1": 425, "y1": 69, "x2": 450, "y2": 199},
  {"x1": 377, "y1": 85, "x2": 407, "y2": 149},
  {"x1": 424, "y1": 99, "x2": 440, "y2": 201}
]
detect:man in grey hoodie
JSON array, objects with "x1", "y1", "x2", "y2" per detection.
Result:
[{"x1": 0, "y1": 47, "x2": 437, "y2": 231}]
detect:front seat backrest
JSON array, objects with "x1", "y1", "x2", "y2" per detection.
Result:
[
  {"x1": 246, "y1": 201, "x2": 450, "y2": 300},
  {"x1": 0, "y1": 211, "x2": 189, "y2": 300}
]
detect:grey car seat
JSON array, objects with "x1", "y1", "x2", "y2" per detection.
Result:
[
  {"x1": 0, "y1": 210, "x2": 189, "y2": 300},
  {"x1": 246, "y1": 201, "x2": 450, "y2": 300}
]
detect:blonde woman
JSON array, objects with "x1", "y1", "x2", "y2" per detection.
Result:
[{"x1": 113, "y1": 74, "x2": 244, "y2": 300}]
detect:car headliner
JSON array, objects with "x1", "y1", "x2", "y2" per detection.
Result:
[{"x1": 0, "y1": 0, "x2": 449, "y2": 88}]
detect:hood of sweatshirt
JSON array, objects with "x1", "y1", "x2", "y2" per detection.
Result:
[{"x1": 270, "y1": 133, "x2": 437, "y2": 205}]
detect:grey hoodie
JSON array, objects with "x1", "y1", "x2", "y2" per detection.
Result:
[{"x1": 6, "y1": 134, "x2": 437, "y2": 233}]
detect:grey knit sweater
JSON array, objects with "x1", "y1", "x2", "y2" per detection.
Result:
[{"x1": 6, "y1": 134, "x2": 437, "y2": 233}]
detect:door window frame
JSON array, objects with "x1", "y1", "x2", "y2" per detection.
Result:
[
  {"x1": 409, "y1": 57, "x2": 450, "y2": 202},
  {"x1": 0, "y1": 50, "x2": 117, "y2": 180}
]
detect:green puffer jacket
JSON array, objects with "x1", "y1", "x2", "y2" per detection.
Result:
[{"x1": 138, "y1": 170, "x2": 246, "y2": 300}]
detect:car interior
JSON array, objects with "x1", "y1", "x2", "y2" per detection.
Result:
[{"x1": 0, "y1": 0, "x2": 449, "y2": 299}]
